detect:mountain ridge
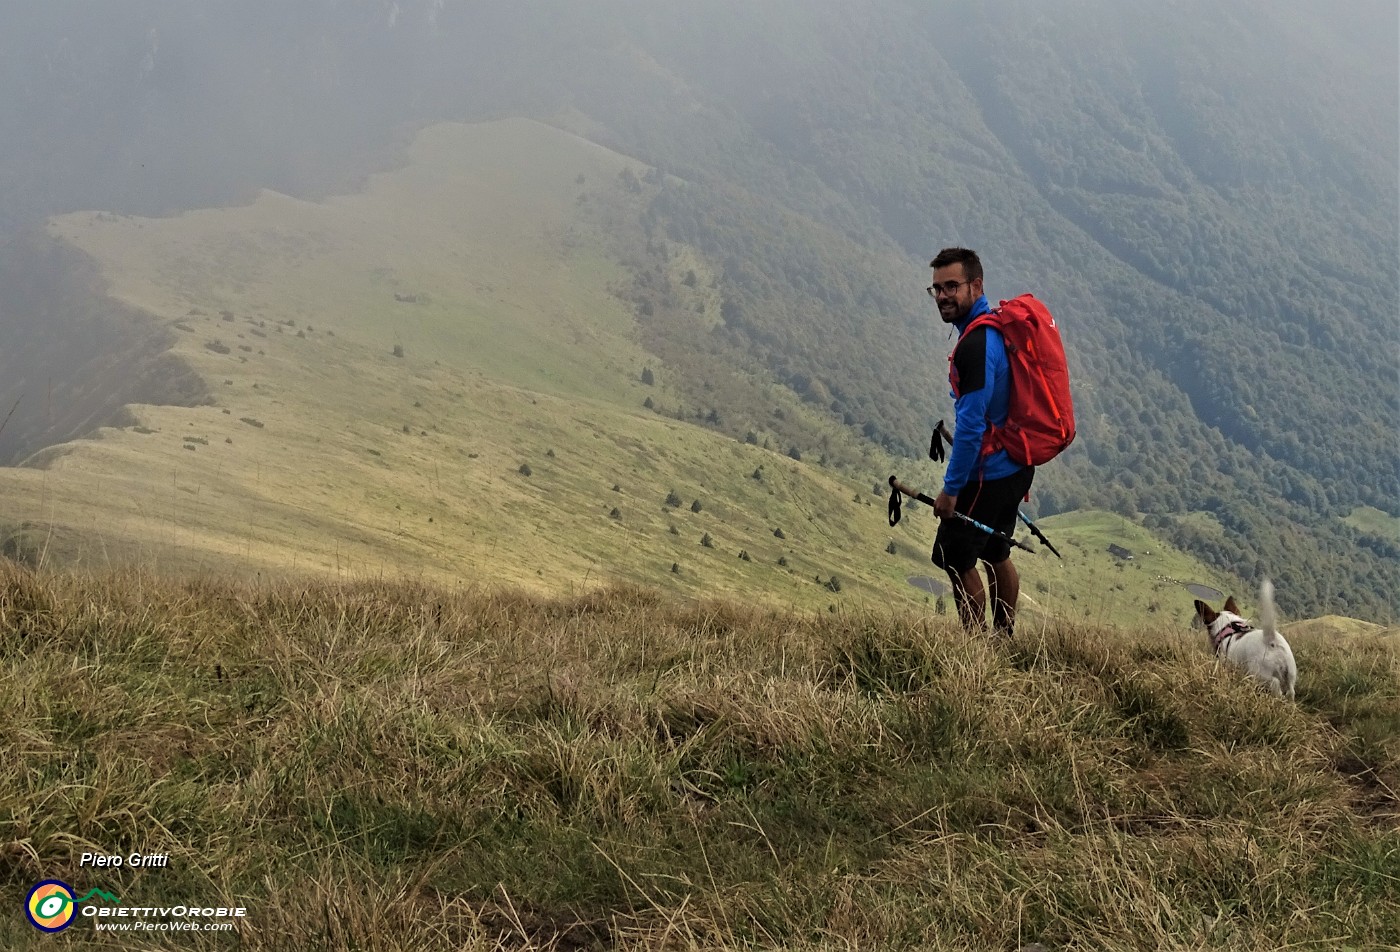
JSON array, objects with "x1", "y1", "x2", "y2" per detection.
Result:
[{"x1": 0, "y1": 1, "x2": 1393, "y2": 619}]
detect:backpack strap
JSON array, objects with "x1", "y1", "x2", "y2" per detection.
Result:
[{"x1": 948, "y1": 314, "x2": 1004, "y2": 458}]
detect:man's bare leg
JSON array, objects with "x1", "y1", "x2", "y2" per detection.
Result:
[
  {"x1": 986, "y1": 557, "x2": 1020, "y2": 635},
  {"x1": 947, "y1": 565, "x2": 987, "y2": 633}
]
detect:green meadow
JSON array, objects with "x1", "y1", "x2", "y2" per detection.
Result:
[
  {"x1": 1345, "y1": 506, "x2": 1400, "y2": 545},
  {"x1": 0, "y1": 119, "x2": 1239, "y2": 626}
]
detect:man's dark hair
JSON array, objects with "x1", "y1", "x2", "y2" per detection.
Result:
[{"x1": 930, "y1": 247, "x2": 983, "y2": 283}]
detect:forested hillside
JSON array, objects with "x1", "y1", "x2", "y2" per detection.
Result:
[{"x1": 0, "y1": 0, "x2": 1394, "y2": 618}]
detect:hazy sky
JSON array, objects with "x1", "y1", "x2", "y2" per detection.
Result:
[{"x1": 0, "y1": 0, "x2": 1394, "y2": 235}]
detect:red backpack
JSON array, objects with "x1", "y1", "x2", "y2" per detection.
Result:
[{"x1": 950, "y1": 294, "x2": 1076, "y2": 466}]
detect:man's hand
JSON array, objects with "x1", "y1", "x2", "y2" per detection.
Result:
[{"x1": 934, "y1": 491, "x2": 957, "y2": 519}]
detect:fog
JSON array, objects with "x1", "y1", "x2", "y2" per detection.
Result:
[{"x1": 0, "y1": 0, "x2": 1394, "y2": 236}]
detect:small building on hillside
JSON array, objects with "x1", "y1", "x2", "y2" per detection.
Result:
[{"x1": 1107, "y1": 543, "x2": 1134, "y2": 561}]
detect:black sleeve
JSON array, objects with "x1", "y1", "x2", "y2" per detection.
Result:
[{"x1": 953, "y1": 325, "x2": 988, "y2": 394}]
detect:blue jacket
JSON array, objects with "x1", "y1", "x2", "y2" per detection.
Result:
[{"x1": 943, "y1": 295, "x2": 1025, "y2": 495}]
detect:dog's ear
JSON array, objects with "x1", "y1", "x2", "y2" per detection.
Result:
[
  {"x1": 1193, "y1": 600, "x2": 1216, "y2": 624},
  {"x1": 1223, "y1": 596, "x2": 1240, "y2": 614}
]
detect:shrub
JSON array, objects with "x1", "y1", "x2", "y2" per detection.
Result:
[
  {"x1": 825, "y1": 576, "x2": 842, "y2": 593},
  {"x1": 690, "y1": 500, "x2": 703, "y2": 513},
  {"x1": 665, "y1": 489, "x2": 683, "y2": 507},
  {"x1": 886, "y1": 540, "x2": 898, "y2": 555},
  {"x1": 773, "y1": 528, "x2": 785, "y2": 539},
  {"x1": 700, "y1": 533, "x2": 713, "y2": 548},
  {"x1": 519, "y1": 463, "x2": 532, "y2": 477},
  {"x1": 738, "y1": 550, "x2": 751, "y2": 562},
  {"x1": 392, "y1": 344, "x2": 404, "y2": 358},
  {"x1": 610, "y1": 507, "x2": 621, "y2": 520},
  {"x1": 640, "y1": 367, "x2": 654, "y2": 385}
]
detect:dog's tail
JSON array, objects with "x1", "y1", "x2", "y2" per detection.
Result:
[{"x1": 1259, "y1": 578, "x2": 1279, "y2": 646}]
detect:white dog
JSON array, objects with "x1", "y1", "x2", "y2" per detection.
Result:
[{"x1": 1193, "y1": 580, "x2": 1297, "y2": 700}]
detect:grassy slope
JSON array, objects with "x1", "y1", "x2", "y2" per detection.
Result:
[
  {"x1": 1344, "y1": 505, "x2": 1400, "y2": 543},
  {"x1": 1, "y1": 566, "x2": 1395, "y2": 951},
  {"x1": 3, "y1": 117, "x2": 1258, "y2": 624}
]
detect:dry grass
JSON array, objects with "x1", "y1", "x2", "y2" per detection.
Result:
[{"x1": 1, "y1": 562, "x2": 1396, "y2": 950}]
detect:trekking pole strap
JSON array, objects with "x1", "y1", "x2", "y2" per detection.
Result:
[{"x1": 888, "y1": 475, "x2": 1035, "y2": 554}]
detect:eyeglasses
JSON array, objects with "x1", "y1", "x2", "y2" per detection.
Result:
[{"x1": 927, "y1": 280, "x2": 969, "y2": 297}]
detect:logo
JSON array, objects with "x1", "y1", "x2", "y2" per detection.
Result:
[
  {"x1": 25, "y1": 881, "x2": 122, "y2": 933},
  {"x1": 26, "y1": 881, "x2": 76, "y2": 933}
]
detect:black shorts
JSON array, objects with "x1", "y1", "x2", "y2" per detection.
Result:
[{"x1": 931, "y1": 467, "x2": 1035, "y2": 574}]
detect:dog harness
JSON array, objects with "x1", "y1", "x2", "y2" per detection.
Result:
[{"x1": 1212, "y1": 619, "x2": 1253, "y2": 656}]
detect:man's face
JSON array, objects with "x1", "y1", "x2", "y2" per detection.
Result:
[{"x1": 930, "y1": 263, "x2": 981, "y2": 325}]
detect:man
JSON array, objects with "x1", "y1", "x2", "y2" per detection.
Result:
[{"x1": 927, "y1": 247, "x2": 1033, "y2": 636}]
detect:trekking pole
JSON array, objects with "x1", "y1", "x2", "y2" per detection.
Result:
[
  {"x1": 1015, "y1": 510, "x2": 1062, "y2": 559},
  {"x1": 888, "y1": 475, "x2": 1035, "y2": 554},
  {"x1": 928, "y1": 421, "x2": 1062, "y2": 560}
]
